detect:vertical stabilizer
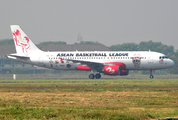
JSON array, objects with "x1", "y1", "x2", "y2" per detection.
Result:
[{"x1": 10, "y1": 25, "x2": 42, "y2": 56}]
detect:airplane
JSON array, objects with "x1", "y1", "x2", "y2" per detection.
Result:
[{"x1": 7, "y1": 25, "x2": 175, "y2": 79}]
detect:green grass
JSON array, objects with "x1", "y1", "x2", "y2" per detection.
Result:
[{"x1": 0, "y1": 78, "x2": 178, "y2": 119}]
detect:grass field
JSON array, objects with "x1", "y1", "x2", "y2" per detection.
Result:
[{"x1": 0, "y1": 75, "x2": 178, "y2": 119}]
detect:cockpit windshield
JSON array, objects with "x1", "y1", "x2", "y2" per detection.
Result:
[{"x1": 159, "y1": 56, "x2": 168, "y2": 59}]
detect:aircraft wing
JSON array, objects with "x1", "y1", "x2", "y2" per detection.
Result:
[
  {"x1": 65, "y1": 58, "x2": 126, "y2": 70},
  {"x1": 65, "y1": 59, "x2": 104, "y2": 70}
]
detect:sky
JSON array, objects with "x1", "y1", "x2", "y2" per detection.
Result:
[{"x1": 0, "y1": 0, "x2": 178, "y2": 49}]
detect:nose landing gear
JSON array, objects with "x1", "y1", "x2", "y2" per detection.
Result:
[{"x1": 149, "y1": 70, "x2": 154, "y2": 79}]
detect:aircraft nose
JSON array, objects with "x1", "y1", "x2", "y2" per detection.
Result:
[{"x1": 169, "y1": 59, "x2": 175, "y2": 67}]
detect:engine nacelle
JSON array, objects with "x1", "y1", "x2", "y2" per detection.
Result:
[{"x1": 103, "y1": 66, "x2": 129, "y2": 76}]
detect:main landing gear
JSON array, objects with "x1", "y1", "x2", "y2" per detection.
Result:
[
  {"x1": 149, "y1": 70, "x2": 154, "y2": 79},
  {"x1": 89, "y1": 73, "x2": 101, "y2": 79}
]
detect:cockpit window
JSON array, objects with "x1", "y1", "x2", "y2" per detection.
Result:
[{"x1": 159, "y1": 56, "x2": 168, "y2": 59}]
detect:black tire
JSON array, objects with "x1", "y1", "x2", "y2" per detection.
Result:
[
  {"x1": 95, "y1": 73, "x2": 101, "y2": 79},
  {"x1": 149, "y1": 75, "x2": 154, "y2": 79},
  {"x1": 89, "y1": 73, "x2": 95, "y2": 79}
]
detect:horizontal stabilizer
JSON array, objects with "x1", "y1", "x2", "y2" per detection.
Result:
[{"x1": 7, "y1": 54, "x2": 30, "y2": 59}]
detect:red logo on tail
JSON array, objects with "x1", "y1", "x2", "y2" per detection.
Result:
[{"x1": 12, "y1": 29, "x2": 30, "y2": 56}]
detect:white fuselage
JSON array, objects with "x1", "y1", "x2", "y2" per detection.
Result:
[{"x1": 10, "y1": 51, "x2": 175, "y2": 71}]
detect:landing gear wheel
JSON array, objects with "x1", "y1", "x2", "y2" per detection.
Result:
[
  {"x1": 149, "y1": 75, "x2": 154, "y2": 79},
  {"x1": 89, "y1": 73, "x2": 95, "y2": 79},
  {"x1": 95, "y1": 73, "x2": 101, "y2": 79},
  {"x1": 149, "y1": 70, "x2": 154, "y2": 79}
]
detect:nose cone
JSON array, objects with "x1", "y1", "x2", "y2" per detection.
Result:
[{"x1": 169, "y1": 59, "x2": 175, "y2": 68}]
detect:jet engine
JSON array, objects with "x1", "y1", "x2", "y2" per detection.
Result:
[{"x1": 103, "y1": 66, "x2": 129, "y2": 76}]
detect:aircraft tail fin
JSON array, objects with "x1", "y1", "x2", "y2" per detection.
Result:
[{"x1": 10, "y1": 25, "x2": 42, "y2": 56}]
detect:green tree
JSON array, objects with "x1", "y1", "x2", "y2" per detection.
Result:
[
  {"x1": 0, "y1": 39, "x2": 14, "y2": 45},
  {"x1": 138, "y1": 41, "x2": 174, "y2": 56},
  {"x1": 169, "y1": 50, "x2": 178, "y2": 74},
  {"x1": 109, "y1": 41, "x2": 174, "y2": 56},
  {"x1": 109, "y1": 43, "x2": 138, "y2": 51}
]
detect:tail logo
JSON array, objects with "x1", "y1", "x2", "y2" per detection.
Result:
[{"x1": 12, "y1": 29, "x2": 30, "y2": 56}]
